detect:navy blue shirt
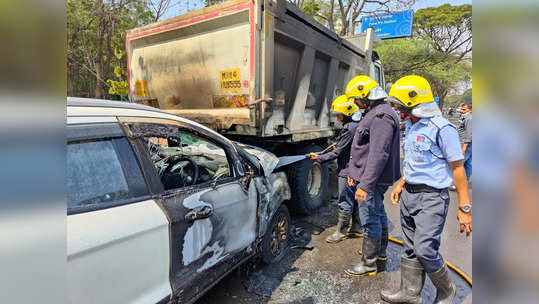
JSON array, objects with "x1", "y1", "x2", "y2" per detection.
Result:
[
  {"x1": 317, "y1": 121, "x2": 359, "y2": 177},
  {"x1": 347, "y1": 102, "x2": 401, "y2": 193}
]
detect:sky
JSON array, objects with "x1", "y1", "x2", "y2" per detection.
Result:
[
  {"x1": 413, "y1": 0, "x2": 472, "y2": 10},
  {"x1": 161, "y1": 0, "x2": 473, "y2": 21}
]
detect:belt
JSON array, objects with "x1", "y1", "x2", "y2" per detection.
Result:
[{"x1": 404, "y1": 183, "x2": 444, "y2": 193}]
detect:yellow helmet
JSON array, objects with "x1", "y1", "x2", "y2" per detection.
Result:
[
  {"x1": 331, "y1": 95, "x2": 358, "y2": 116},
  {"x1": 389, "y1": 75, "x2": 434, "y2": 108},
  {"x1": 345, "y1": 75, "x2": 379, "y2": 99}
]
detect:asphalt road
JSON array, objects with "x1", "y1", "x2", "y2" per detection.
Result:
[{"x1": 196, "y1": 162, "x2": 473, "y2": 304}]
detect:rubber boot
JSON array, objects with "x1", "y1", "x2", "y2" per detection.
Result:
[
  {"x1": 325, "y1": 210, "x2": 350, "y2": 243},
  {"x1": 356, "y1": 228, "x2": 387, "y2": 271},
  {"x1": 428, "y1": 265, "x2": 456, "y2": 304},
  {"x1": 344, "y1": 237, "x2": 380, "y2": 277},
  {"x1": 380, "y1": 257, "x2": 425, "y2": 304},
  {"x1": 376, "y1": 227, "x2": 389, "y2": 272},
  {"x1": 346, "y1": 207, "x2": 364, "y2": 238}
]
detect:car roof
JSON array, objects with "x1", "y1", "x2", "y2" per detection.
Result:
[
  {"x1": 66, "y1": 97, "x2": 226, "y2": 140},
  {"x1": 67, "y1": 97, "x2": 169, "y2": 115}
]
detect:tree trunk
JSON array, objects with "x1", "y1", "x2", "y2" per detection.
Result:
[
  {"x1": 67, "y1": 59, "x2": 75, "y2": 97},
  {"x1": 94, "y1": 0, "x2": 105, "y2": 99},
  {"x1": 328, "y1": 0, "x2": 334, "y2": 31},
  {"x1": 95, "y1": 27, "x2": 104, "y2": 99}
]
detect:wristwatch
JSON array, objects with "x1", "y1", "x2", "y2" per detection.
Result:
[{"x1": 459, "y1": 204, "x2": 472, "y2": 213}]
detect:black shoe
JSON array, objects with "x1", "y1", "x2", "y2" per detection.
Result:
[
  {"x1": 428, "y1": 265, "x2": 456, "y2": 304},
  {"x1": 326, "y1": 209, "x2": 351, "y2": 243},
  {"x1": 380, "y1": 257, "x2": 425, "y2": 304},
  {"x1": 345, "y1": 237, "x2": 380, "y2": 277}
]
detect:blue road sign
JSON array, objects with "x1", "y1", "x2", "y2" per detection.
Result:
[{"x1": 360, "y1": 10, "x2": 413, "y2": 39}]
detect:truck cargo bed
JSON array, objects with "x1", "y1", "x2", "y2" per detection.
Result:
[{"x1": 126, "y1": 0, "x2": 380, "y2": 141}]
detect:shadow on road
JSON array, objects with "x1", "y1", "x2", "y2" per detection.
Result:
[{"x1": 196, "y1": 165, "x2": 472, "y2": 304}]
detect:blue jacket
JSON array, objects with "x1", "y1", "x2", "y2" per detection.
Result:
[
  {"x1": 347, "y1": 102, "x2": 401, "y2": 193},
  {"x1": 317, "y1": 121, "x2": 359, "y2": 177}
]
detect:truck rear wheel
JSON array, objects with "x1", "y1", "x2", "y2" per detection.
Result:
[{"x1": 286, "y1": 145, "x2": 329, "y2": 215}]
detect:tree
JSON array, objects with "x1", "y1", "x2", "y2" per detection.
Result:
[
  {"x1": 147, "y1": 0, "x2": 173, "y2": 22},
  {"x1": 67, "y1": 0, "x2": 154, "y2": 99},
  {"x1": 375, "y1": 38, "x2": 470, "y2": 108},
  {"x1": 414, "y1": 4, "x2": 472, "y2": 62},
  {"x1": 374, "y1": 3, "x2": 472, "y2": 109},
  {"x1": 291, "y1": 0, "x2": 415, "y2": 36}
]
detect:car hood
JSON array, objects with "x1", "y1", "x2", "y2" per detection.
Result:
[{"x1": 235, "y1": 143, "x2": 279, "y2": 177}]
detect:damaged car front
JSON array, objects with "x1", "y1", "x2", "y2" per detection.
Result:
[{"x1": 235, "y1": 143, "x2": 293, "y2": 263}]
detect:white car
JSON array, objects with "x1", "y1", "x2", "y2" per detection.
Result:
[{"x1": 67, "y1": 98, "x2": 291, "y2": 304}]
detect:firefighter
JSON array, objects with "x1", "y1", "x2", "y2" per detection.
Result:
[
  {"x1": 381, "y1": 75, "x2": 472, "y2": 304},
  {"x1": 310, "y1": 95, "x2": 363, "y2": 243},
  {"x1": 343, "y1": 75, "x2": 401, "y2": 277}
]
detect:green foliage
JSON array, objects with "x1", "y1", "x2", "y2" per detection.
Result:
[
  {"x1": 67, "y1": 0, "x2": 155, "y2": 99},
  {"x1": 414, "y1": 4, "x2": 472, "y2": 61},
  {"x1": 375, "y1": 3, "x2": 472, "y2": 108},
  {"x1": 205, "y1": 0, "x2": 226, "y2": 7},
  {"x1": 376, "y1": 38, "x2": 470, "y2": 107},
  {"x1": 302, "y1": 1, "x2": 321, "y2": 17},
  {"x1": 414, "y1": 4, "x2": 472, "y2": 33}
]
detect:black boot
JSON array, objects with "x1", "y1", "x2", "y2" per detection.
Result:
[
  {"x1": 326, "y1": 209, "x2": 350, "y2": 243},
  {"x1": 344, "y1": 237, "x2": 380, "y2": 277},
  {"x1": 428, "y1": 265, "x2": 456, "y2": 304},
  {"x1": 380, "y1": 257, "x2": 425, "y2": 304},
  {"x1": 376, "y1": 227, "x2": 389, "y2": 272},
  {"x1": 346, "y1": 207, "x2": 364, "y2": 238},
  {"x1": 356, "y1": 228, "x2": 388, "y2": 272}
]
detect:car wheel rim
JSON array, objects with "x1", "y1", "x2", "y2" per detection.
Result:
[
  {"x1": 270, "y1": 213, "x2": 289, "y2": 256},
  {"x1": 307, "y1": 162, "x2": 322, "y2": 198}
]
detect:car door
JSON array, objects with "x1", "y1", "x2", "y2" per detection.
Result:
[
  {"x1": 66, "y1": 122, "x2": 172, "y2": 304},
  {"x1": 119, "y1": 116, "x2": 259, "y2": 303}
]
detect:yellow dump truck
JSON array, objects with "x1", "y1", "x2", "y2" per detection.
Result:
[{"x1": 126, "y1": 0, "x2": 384, "y2": 214}]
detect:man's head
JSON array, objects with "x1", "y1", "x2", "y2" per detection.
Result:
[
  {"x1": 388, "y1": 75, "x2": 440, "y2": 119},
  {"x1": 345, "y1": 75, "x2": 387, "y2": 108},
  {"x1": 462, "y1": 101, "x2": 472, "y2": 113},
  {"x1": 331, "y1": 95, "x2": 359, "y2": 123}
]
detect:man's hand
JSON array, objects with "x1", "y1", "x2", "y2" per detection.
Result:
[
  {"x1": 457, "y1": 210, "x2": 472, "y2": 236},
  {"x1": 309, "y1": 153, "x2": 318, "y2": 160},
  {"x1": 391, "y1": 186, "x2": 403, "y2": 205},
  {"x1": 347, "y1": 176, "x2": 355, "y2": 187},
  {"x1": 355, "y1": 187, "x2": 368, "y2": 202}
]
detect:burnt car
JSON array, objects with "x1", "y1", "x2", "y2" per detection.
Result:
[{"x1": 67, "y1": 98, "x2": 291, "y2": 304}]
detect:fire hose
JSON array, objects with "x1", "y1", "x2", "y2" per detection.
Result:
[{"x1": 388, "y1": 236, "x2": 473, "y2": 287}]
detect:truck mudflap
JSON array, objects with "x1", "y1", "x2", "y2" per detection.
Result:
[{"x1": 254, "y1": 172, "x2": 291, "y2": 238}]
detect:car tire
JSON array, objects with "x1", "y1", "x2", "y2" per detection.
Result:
[
  {"x1": 286, "y1": 145, "x2": 329, "y2": 215},
  {"x1": 261, "y1": 204, "x2": 291, "y2": 264}
]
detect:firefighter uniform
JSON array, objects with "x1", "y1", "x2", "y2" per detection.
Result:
[
  {"x1": 381, "y1": 75, "x2": 464, "y2": 304},
  {"x1": 342, "y1": 76, "x2": 401, "y2": 277},
  {"x1": 314, "y1": 95, "x2": 362, "y2": 243}
]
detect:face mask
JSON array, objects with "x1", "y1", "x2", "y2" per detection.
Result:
[
  {"x1": 351, "y1": 110, "x2": 362, "y2": 122},
  {"x1": 411, "y1": 101, "x2": 442, "y2": 118}
]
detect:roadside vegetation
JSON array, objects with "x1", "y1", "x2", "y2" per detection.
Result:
[{"x1": 67, "y1": 0, "x2": 471, "y2": 109}]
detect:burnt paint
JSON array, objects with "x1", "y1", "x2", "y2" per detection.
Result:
[
  {"x1": 124, "y1": 120, "x2": 292, "y2": 303},
  {"x1": 154, "y1": 177, "x2": 259, "y2": 304},
  {"x1": 255, "y1": 172, "x2": 291, "y2": 238}
]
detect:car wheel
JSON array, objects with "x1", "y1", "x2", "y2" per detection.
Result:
[
  {"x1": 286, "y1": 145, "x2": 329, "y2": 215},
  {"x1": 261, "y1": 204, "x2": 290, "y2": 264}
]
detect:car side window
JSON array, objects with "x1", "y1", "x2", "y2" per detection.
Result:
[
  {"x1": 67, "y1": 138, "x2": 147, "y2": 212},
  {"x1": 143, "y1": 131, "x2": 231, "y2": 191}
]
